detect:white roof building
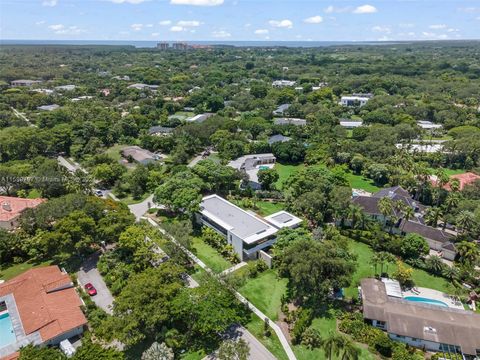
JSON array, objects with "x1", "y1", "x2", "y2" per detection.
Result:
[
  {"x1": 417, "y1": 120, "x2": 443, "y2": 130},
  {"x1": 339, "y1": 120, "x2": 363, "y2": 128},
  {"x1": 228, "y1": 153, "x2": 276, "y2": 190},
  {"x1": 272, "y1": 80, "x2": 296, "y2": 88},
  {"x1": 198, "y1": 195, "x2": 301, "y2": 260},
  {"x1": 340, "y1": 94, "x2": 373, "y2": 107},
  {"x1": 185, "y1": 113, "x2": 214, "y2": 123}
]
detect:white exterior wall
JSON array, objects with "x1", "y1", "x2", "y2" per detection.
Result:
[
  {"x1": 43, "y1": 326, "x2": 85, "y2": 346},
  {"x1": 388, "y1": 333, "x2": 443, "y2": 353},
  {"x1": 442, "y1": 249, "x2": 456, "y2": 261},
  {"x1": 228, "y1": 232, "x2": 245, "y2": 260}
]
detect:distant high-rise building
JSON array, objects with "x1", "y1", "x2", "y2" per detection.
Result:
[
  {"x1": 172, "y1": 42, "x2": 188, "y2": 50},
  {"x1": 157, "y1": 42, "x2": 169, "y2": 50}
]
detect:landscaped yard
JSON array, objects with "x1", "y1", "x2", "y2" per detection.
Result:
[
  {"x1": 245, "y1": 314, "x2": 289, "y2": 360},
  {"x1": 0, "y1": 260, "x2": 52, "y2": 281},
  {"x1": 275, "y1": 163, "x2": 304, "y2": 189},
  {"x1": 345, "y1": 172, "x2": 381, "y2": 193},
  {"x1": 190, "y1": 236, "x2": 233, "y2": 273},
  {"x1": 117, "y1": 192, "x2": 151, "y2": 205},
  {"x1": 256, "y1": 201, "x2": 285, "y2": 216},
  {"x1": 345, "y1": 239, "x2": 451, "y2": 298},
  {"x1": 104, "y1": 144, "x2": 129, "y2": 162},
  {"x1": 238, "y1": 269, "x2": 287, "y2": 321}
]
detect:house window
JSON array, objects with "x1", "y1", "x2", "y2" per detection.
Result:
[{"x1": 375, "y1": 320, "x2": 386, "y2": 329}]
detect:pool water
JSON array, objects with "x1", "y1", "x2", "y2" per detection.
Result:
[
  {"x1": 259, "y1": 166, "x2": 269, "y2": 170},
  {"x1": 0, "y1": 313, "x2": 16, "y2": 349},
  {"x1": 404, "y1": 296, "x2": 448, "y2": 307}
]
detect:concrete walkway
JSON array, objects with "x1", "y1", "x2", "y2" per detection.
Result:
[
  {"x1": 11, "y1": 107, "x2": 36, "y2": 127},
  {"x1": 143, "y1": 217, "x2": 297, "y2": 360},
  {"x1": 128, "y1": 194, "x2": 154, "y2": 220},
  {"x1": 220, "y1": 262, "x2": 248, "y2": 276}
]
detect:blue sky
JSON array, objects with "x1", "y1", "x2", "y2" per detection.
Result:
[{"x1": 1, "y1": 0, "x2": 479, "y2": 41}]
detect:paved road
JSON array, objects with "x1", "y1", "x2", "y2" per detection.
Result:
[
  {"x1": 11, "y1": 107, "x2": 36, "y2": 127},
  {"x1": 57, "y1": 156, "x2": 88, "y2": 174},
  {"x1": 77, "y1": 253, "x2": 114, "y2": 315},
  {"x1": 204, "y1": 325, "x2": 276, "y2": 360},
  {"x1": 128, "y1": 194, "x2": 155, "y2": 220},
  {"x1": 144, "y1": 217, "x2": 296, "y2": 360}
]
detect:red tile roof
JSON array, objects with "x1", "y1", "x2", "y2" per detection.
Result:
[
  {"x1": 0, "y1": 352, "x2": 19, "y2": 360},
  {"x1": 448, "y1": 172, "x2": 480, "y2": 190},
  {"x1": 0, "y1": 196, "x2": 45, "y2": 222},
  {"x1": 0, "y1": 266, "x2": 87, "y2": 342}
]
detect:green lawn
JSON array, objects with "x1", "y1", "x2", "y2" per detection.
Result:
[
  {"x1": 245, "y1": 314, "x2": 289, "y2": 360},
  {"x1": 256, "y1": 201, "x2": 285, "y2": 216},
  {"x1": 345, "y1": 172, "x2": 380, "y2": 193},
  {"x1": 345, "y1": 239, "x2": 451, "y2": 298},
  {"x1": 238, "y1": 269, "x2": 287, "y2": 321},
  {"x1": 0, "y1": 260, "x2": 52, "y2": 281},
  {"x1": 27, "y1": 188, "x2": 41, "y2": 198},
  {"x1": 292, "y1": 308, "x2": 375, "y2": 360},
  {"x1": 179, "y1": 350, "x2": 207, "y2": 360},
  {"x1": 275, "y1": 163, "x2": 304, "y2": 189},
  {"x1": 117, "y1": 192, "x2": 151, "y2": 205},
  {"x1": 190, "y1": 237, "x2": 233, "y2": 273},
  {"x1": 104, "y1": 144, "x2": 129, "y2": 162}
]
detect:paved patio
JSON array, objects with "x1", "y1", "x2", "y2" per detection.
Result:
[{"x1": 403, "y1": 287, "x2": 464, "y2": 310}]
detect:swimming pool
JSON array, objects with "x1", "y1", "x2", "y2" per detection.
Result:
[
  {"x1": 259, "y1": 165, "x2": 270, "y2": 170},
  {"x1": 0, "y1": 312, "x2": 16, "y2": 349},
  {"x1": 404, "y1": 296, "x2": 448, "y2": 307}
]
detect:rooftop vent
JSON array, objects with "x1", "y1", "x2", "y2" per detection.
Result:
[
  {"x1": 424, "y1": 326, "x2": 437, "y2": 334},
  {"x1": 2, "y1": 202, "x2": 11, "y2": 212}
]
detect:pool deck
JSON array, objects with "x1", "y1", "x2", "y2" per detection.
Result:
[
  {"x1": 0, "y1": 294, "x2": 42, "y2": 358},
  {"x1": 402, "y1": 287, "x2": 464, "y2": 310}
]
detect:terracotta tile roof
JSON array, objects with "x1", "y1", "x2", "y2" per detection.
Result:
[
  {"x1": 0, "y1": 196, "x2": 45, "y2": 222},
  {"x1": 0, "y1": 266, "x2": 87, "y2": 342},
  {"x1": 431, "y1": 172, "x2": 480, "y2": 191},
  {"x1": 0, "y1": 352, "x2": 19, "y2": 360}
]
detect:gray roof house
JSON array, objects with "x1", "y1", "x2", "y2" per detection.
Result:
[
  {"x1": 121, "y1": 146, "x2": 162, "y2": 165},
  {"x1": 197, "y1": 195, "x2": 300, "y2": 261},
  {"x1": 148, "y1": 126, "x2": 174, "y2": 136},
  {"x1": 273, "y1": 118, "x2": 307, "y2": 126},
  {"x1": 228, "y1": 153, "x2": 276, "y2": 190},
  {"x1": 361, "y1": 278, "x2": 480, "y2": 357},
  {"x1": 339, "y1": 119, "x2": 363, "y2": 128},
  {"x1": 268, "y1": 134, "x2": 292, "y2": 145},
  {"x1": 127, "y1": 83, "x2": 159, "y2": 91},
  {"x1": 37, "y1": 104, "x2": 60, "y2": 111},
  {"x1": 273, "y1": 104, "x2": 291, "y2": 116},
  {"x1": 352, "y1": 186, "x2": 456, "y2": 260},
  {"x1": 11, "y1": 80, "x2": 42, "y2": 87},
  {"x1": 186, "y1": 113, "x2": 214, "y2": 123}
]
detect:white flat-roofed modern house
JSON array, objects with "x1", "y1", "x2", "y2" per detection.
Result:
[
  {"x1": 197, "y1": 195, "x2": 302, "y2": 261},
  {"x1": 339, "y1": 120, "x2": 363, "y2": 129},
  {"x1": 340, "y1": 94, "x2": 372, "y2": 107},
  {"x1": 417, "y1": 120, "x2": 443, "y2": 130}
]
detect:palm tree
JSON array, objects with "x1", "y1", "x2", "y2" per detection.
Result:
[
  {"x1": 321, "y1": 332, "x2": 360, "y2": 360},
  {"x1": 339, "y1": 337, "x2": 360, "y2": 360},
  {"x1": 456, "y1": 241, "x2": 480, "y2": 265},
  {"x1": 441, "y1": 265, "x2": 460, "y2": 283},
  {"x1": 370, "y1": 253, "x2": 380, "y2": 276},
  {"x1": 321, "y1": 332, "x2": 341, "y2": 360},
  {"x1": 424, "y1": 207, "x2": 443, "y2": 228},
  {"x1": 426, "y1": 255, "x2": 444, "y2": 275},
  {"x1": 378, "y1": 197, "x2": 394, "y2": 229},
  {"x1": 347, "y1": 204, "x2": 363, "y2": 229},
  {"x1": 449, "y1": 178, "x2": 460, "y2": 192},
  {"x1": 456, "y1": 210, "x2": 476, "y2": 235},
  {"x1": 401, "y1": 205, "x2": 415, "y2": 231},
  {"x1": 442, "y1": 193, "x2": 459, "y2": 230}
]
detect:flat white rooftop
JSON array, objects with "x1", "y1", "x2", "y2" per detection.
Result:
[
  {"x1": 200, "y1": 195, "x2": 278, "y2": 244},
  {"x1": 264, "y1": 211, "x2": 302, "y2": 229}
]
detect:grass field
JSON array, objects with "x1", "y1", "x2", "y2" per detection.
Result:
[
  {"x1": 256, "y1": 201, "x2": 285, "y2": 216},
  {"x1": 345, "y1": 239, "x2": 451, "y2": 298},
  {"x1": 239, "y1": 269, "x2": 288, "y2": 321},
  {"x1": 0, "y1": 260, "x2": 52, "y2": 281},
  {"x1": 104, "y1": 144, "x2": 129, "y2": 162},
  {"x1": 191, "y1": 237, "x2": 232, "y2": 273},
  {"x1": 275, "y1": 163, "x2": 304, "y2": 189},
  {"x1": 345, "y1": 172, "x2": 381, "y2": 193},
  {"x1": 245, "y1": 314, "x2": 289, "y2": 360},
  {"x1": 117, "y1": 192, "x2": 151, "y2": 205}
]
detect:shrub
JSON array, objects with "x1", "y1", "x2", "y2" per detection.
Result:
[
  {"x1": 374, "y1": 332, "x2": 394, "y2": 357},
  {"x1": 291, "y1": 308, "x2": 313, "y2": 344},
  {"x1": 301, "y1": 328, "x2": 322, "y2": 349}
]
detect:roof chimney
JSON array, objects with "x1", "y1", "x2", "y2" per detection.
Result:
[{"x1": 2, "y1": 202, "x2": 11, "y2": 212}]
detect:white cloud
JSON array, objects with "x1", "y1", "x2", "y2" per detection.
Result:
[
  {"x1": 54, "y1": 25, "x2": 86, "y2": 35},
  {"x1": 476, "y1": 16, "x2": 480, "y2": 20},
  {"x1": 269, "y1": 19, "x2": 293, "y2": 28},
  {"x1": 372, "y1": 25, "x2": 391, "y2": 34},
  {"x1": 145, "y1": 24, "x2": 153, "y2": 28},
  {"x1": 130, "y1": 23, "x2": 144, "y2": 31},
  {"x1": 254, "y1": 29, "x2": 269, "y2": 35},
  {"x1": 378, "y1": 36, "x2": 391, "y2": 41},
  {"x1": 177, "y1": 20, "x2": 201, "y2": 27},
  {"x1": 447, "y1": 28, "x2": 459, "y2": 32},
  {"x1": 170, "y1": 0, "x2": 223, "y2": 6},
  {"x1": 36, "y1": 20, "x2": 46, "y2": 25},
  {"x1": 48, "y1": 24, "x2": 64, "y2": 31},
  {"x1": 108, "y1": 0, "x2": 147, "y2": 3},
  {"x1": 42, "y1": 0, "x2": 57, "y2": 6},
  {"x1": 422, "y1": 31, "x2": 449, "y2": 40},
  {"x1": 324, "y1": 5, "x2": 351, "y2": 14},
  {"x1": 212, "y1": 30, "x2": 231, "y2": 38},
  {"x1": 170, "y1": 25, "x2": 184, "y2": 32},
  {"x1": 159, "y1": 20, "x2": 172, "y2": 26},
  {"x1": 353, "y1": 4, "x2": 378, "y2": 14},
  {"x1": 151, "y1": 32, "x2": 159, "y2": 37},
  {"x1": 429, "y1": 24, "x2": 447, "y2": 29},
  {"x1": 304, "y1": 15, "x2": 323, "y2": 24},
  {"x1": 399, "y1": 23, "x2": 414, "y2": 28}
]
